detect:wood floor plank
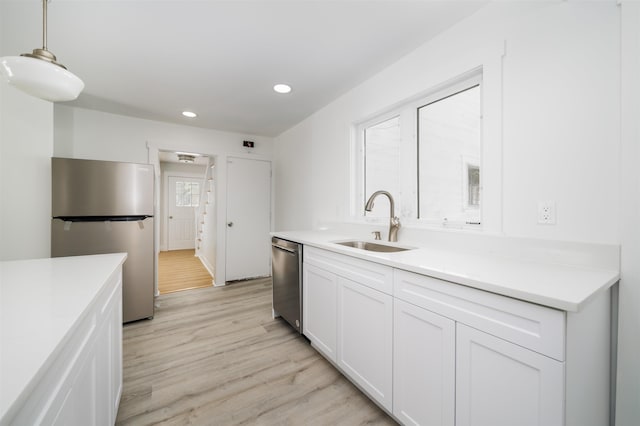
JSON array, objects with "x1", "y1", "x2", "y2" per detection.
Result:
[
  {"x1": 158, "y1": 249, "x2": 213, "y2": 294},
  {"x1": 116, "y1": 278, "x2": 396, "y2": 425}
]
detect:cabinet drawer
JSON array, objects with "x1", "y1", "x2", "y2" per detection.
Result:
[
  {"x1": 394, "y1": 269, "x2": 565, "y2": 361},
  {"x1": 305, "y1": 246, "x2": 393, "y2": 295}
]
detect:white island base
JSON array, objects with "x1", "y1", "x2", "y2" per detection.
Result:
[{"x1": 0, "y1": 253, "x2": 127, "y2": 426}]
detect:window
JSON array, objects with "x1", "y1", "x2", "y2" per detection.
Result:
[
  {"x1": 418, "y1": 83, "x2": 481, "y2": 224},
  {"x1": 356, "y1": 71, "x2": 482, "y2": 227},
  {"x1": 175, "y1": 181, "x2": 200, "y2": 207}
]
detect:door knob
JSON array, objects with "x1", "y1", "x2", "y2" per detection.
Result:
[
  {"x1": 227, "y1": 222, "x2": 233, "y2": 227},
  {"x1": 169, "y1": 216, "x2": 173, "y2": 219}
]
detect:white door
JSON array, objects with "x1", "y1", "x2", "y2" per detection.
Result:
[
  {"x1": 225, "y1": 157, "x2": 271, "y2": 281},
  {"x1": 456, "y1": 323, "x2": 564, "y2": 426},
  {"x1": 303, "y1": 263, "x2": 338, "y2": 362},
  {"x1": 168, "y1": 176, "x2": 200, "y2": 250},
  {"x1": 393, "y1": 299, "x2": 455, "y2": 426},
  {"x1": 337, "y1": 277, "x2": 393, "y2": 411}
]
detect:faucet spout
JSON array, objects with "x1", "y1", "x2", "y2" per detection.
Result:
[{"x1": 364, "y1": 190, "x2": 401, "y2": 242}]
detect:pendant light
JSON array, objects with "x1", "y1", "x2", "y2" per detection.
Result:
[{"x1": 0, "y1": 0, "x2": 84, "y2": 102}]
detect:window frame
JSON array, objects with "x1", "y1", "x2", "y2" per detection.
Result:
[
  {"x1": 175, "y1": 180, "x2": 201, "y2": 208},
  {"x1": 352, "y1": 69, "x2": 483, "y2": 229},
  {"x1": 355, "y1": 110, "x2": 404, "y2": 220},
  {"x1": 416, "y1": 73, "x2": 483, "y2": 227}
]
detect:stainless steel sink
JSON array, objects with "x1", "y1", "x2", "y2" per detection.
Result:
[{"x1": 334, "y1": 240, "x2": 412, "y2": 253}]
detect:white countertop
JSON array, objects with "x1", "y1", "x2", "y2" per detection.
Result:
[
  {"x1": 0, "y1": 253, "x2": 127, "y2": 421},
  {"x1": 273, "y1": 231, "x2": 619, "y2": 312}
]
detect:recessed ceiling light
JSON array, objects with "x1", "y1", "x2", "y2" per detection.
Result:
[
  {"x1": 273, "y1": 84, "x2": 292, "y2": 94},
  {"x1": 182, "y1": 111, "x2": 197, "y2": 118}
]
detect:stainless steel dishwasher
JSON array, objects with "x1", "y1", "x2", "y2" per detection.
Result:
[{"x1": 271, "y1": 237, "x2": 303, "y2": 333}]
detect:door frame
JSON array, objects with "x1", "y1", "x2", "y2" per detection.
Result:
[{"x1": 149, "y1": 143, "x2": 274, "y2": 289}]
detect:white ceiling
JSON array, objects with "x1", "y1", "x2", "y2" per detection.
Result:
[{"x1": 0, "y1": 1, "x2": 487, "y2": 137}]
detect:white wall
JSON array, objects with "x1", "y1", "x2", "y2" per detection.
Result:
[
  {"x1": 273, "y1": 121, "x2": 314, "y2": 231},
  {"x1": 53, "y1": 106, "x2": 274, "y2": 284},
  {"x1": 275, "y1": 1, "x2": 619, "y2": 245},
  {"x1": 0, "y1": 0, "x2": 54, "y2": 261},
  {"x1": 0, "y1": 84, "x2": 53, "y2": 261},
  {"x1": 54, "y1": 105, "x2": 273, "y2": 166},
  {"x1": 617, "y1": 2, "x2": 640, "y2": 424}
]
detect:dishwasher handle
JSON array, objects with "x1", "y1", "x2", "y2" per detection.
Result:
[{"x1": 272, "y1": 243, "x2": 297, "y2": 254}]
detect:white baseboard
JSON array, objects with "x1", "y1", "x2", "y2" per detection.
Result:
[{"x1": 195, "y1": 253, "x2": 216, "y2": 283}]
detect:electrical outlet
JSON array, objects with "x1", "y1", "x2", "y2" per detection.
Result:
[{"x1": 537, "y1": 201, "x2": 556, "y2": 225}]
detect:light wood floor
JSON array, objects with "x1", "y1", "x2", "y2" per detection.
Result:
[
  {"x1": 116, "y1": 278, "x2": 396, "y2": 426},
  {"x1": 158, "y1": 249, "x2": 213, "y2": 294}
]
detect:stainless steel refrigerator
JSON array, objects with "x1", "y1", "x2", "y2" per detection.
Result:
[{"x1": 51, "y1": 157, "x2": 155, "y2": 323}]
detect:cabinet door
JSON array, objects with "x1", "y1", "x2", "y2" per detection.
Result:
[
  {"x1": 303, "y1": 263, "x2": 338, "y2": 362},
  {"x1": 111, "y1": 287, "x2": 123, "y2": 416},
  {"x1": 96, "y1": 281, "x2": 123, "y2": 424},
  {"x1": 456, "y1": 324, "x2": 564, "y2": 426},
  {"x1": 52, "y1": 357, "x2": 98, "y2": 426},
  {"x1": 337, "y1": 277, "x2": 393, "y2": 411},
  {"x1": 393, "y1": 299, "x2": 455, "y2": 426}
]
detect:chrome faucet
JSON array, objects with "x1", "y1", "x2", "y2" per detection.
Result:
[{"x1": 365, "y1": 190, "x2": 400, "y2": 242}]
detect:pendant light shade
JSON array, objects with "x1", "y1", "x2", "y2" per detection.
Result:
[
  {"x1": 0, "y1": 56, "x2": 84, "y2": 102},
  {"x1": 0, "y1": 0, "x2": 84, "y2": 102}
]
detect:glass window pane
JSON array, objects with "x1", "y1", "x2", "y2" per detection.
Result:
[
  {"x1": 418, "y1": 85, "x2": 481, "y2": 223},
  {"x1": 191, "y1": 183, "x2": 200, "y2": 207},
  {"x1": 364, "y1": 116, "x2": 401, "y2": 217},
  {"x1": 175, "y1": 181, "x2": 201, "y2": 207},
  {"x1": 176, "y1": 181, "x2": 185, "y2": 206}
]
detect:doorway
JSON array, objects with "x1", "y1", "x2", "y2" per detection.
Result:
[{"x1": 158, "y1": 151, "x2": 215, "y2": 294}]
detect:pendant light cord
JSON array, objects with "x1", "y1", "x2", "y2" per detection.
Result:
[{"x1": 42, "y1": 0, "x2": 48, "y2": 50}]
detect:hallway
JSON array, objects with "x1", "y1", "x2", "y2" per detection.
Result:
[{"x1": 158, "y1": 249, "x2": 213, "y2": 294}]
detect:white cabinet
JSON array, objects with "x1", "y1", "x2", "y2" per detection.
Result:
[
  {"x1": 8, "y1": 267, "x2": 124, "y2": 426},
  {"x1": 303, "y1": 247, "x2": 393, "y2": 410},
  {"x1": 303, "y1": 263, "x2": 338, "y2": 362},
  {"x1": 393, "y1": 299, "x2": 455, "y2": 426},
  {"x1": 301, "y1": 246, "x2": 611, "y2": 426},
  {"x1": 338, "y1": 277, "x2": 393, "y2": 411},
  {"x1": 394, "y1": 269, "x2": 565, "y2": 426},
  {"x1": 394, "y1": 268, "x2": 610, "y2": 426},
  {"x1": 95, "y1": 280, "x2": 124, "y2": 424},
  {"x1": 455, "y1": 323, "x2": 564, "y2": 426}
]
